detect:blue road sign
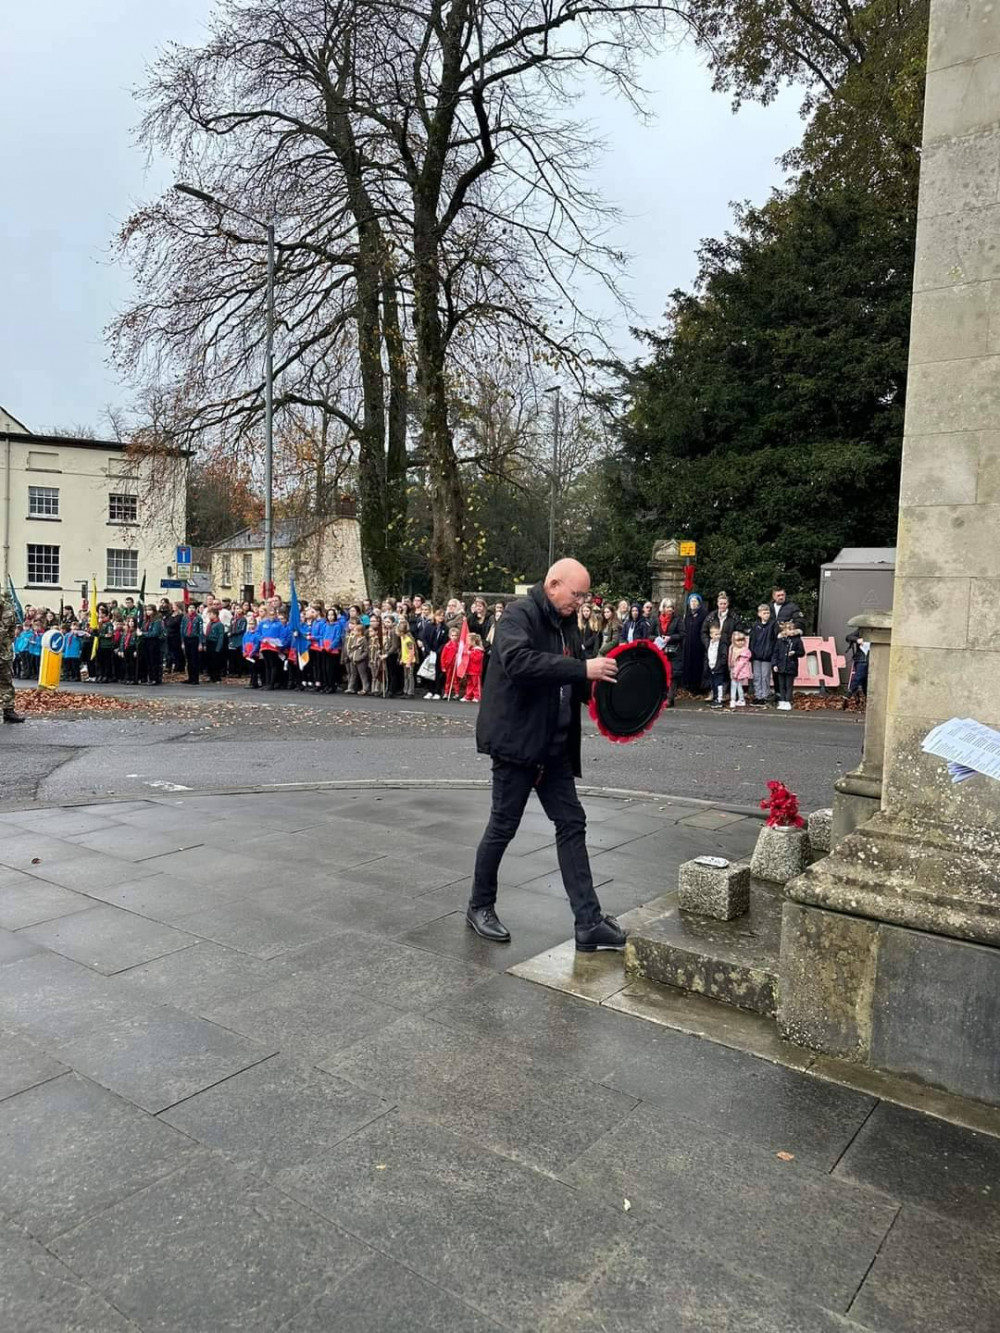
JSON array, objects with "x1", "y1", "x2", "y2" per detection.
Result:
[
  {"x1": 160, "y1": 579, "x2": 186, "y2": 589},
  {"x1": 176, "y1": 545, "x2": 192, "y2": 566}
]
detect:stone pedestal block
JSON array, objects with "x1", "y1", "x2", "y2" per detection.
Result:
[
  {"x1": 750, "y1": 826, "x2": 809, "y2": 885},
  {"x1": 677, "y1": 858, "x2": 750, "y2": 920},
  {"x1": 807, "y1": 808, "x2": 833, "y2": 857},
  {"x1": 778, "y1": 902, "x2": 878, "y2": 1061}
]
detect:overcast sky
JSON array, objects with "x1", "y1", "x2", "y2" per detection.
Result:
[{"x1": 1, "y1": 2, "x2": 804, "y2": 434}]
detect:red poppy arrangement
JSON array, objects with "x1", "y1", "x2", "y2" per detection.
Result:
[
  {"x1": 589, "y1": 638, "x2": 672, "y2": 744},
  {"x1": 760, "y1": 780, "x2": 804, "y2": 828}
]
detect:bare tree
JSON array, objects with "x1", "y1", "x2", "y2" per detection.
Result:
[{"x1": 114, "y1": 0, "x2": 688, "y2": 599}]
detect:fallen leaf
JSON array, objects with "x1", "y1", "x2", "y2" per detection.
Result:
[
  {"x1": 623, "y1": 1198, "x2": 631, "y2": 1212},
  {"x1": 776, "y1": 1151, "x2": 795, "y2": 1162},
  {"x1": 31, "y1": 857, "x2": 41, "y2": 865},
  {"x1": 375, "y1": 1164, "x2": 388, "y2": 1171}
]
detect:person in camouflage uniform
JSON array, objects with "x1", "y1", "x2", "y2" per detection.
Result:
[{"x1": 1, "y1": 589, "x2": 25, "y2": 723}]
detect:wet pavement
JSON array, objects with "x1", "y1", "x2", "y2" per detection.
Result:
[{"x1": 0, "y1": 786, "x2": 997, "y2": 1332}]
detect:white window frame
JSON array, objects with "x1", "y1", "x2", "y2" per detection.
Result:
[
  {"x1": 242, "y1": 553, "x2": 253, "y2": 586},
  {"x1": 220, "y1": 555, "x2": 232, "y2": 587},
  {"x1": 28, "y1": 485, "x2": 60, "y2": 518},
  {"x1": 109, "y1": 493, "x2": 139, "y2": 524},
  {"x1": 26, "y1": 543, "x2": 60, "y2": 586},
  {"x1": 106, "y1": 548, "x2": 139, "y2": 589}
]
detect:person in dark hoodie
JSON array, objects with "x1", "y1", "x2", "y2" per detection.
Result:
[
  {"x1": 621, "y1": 602, "x2": 652, "y2": 644},
  {"x1": 749, "y1": 603, "x2": 778, "y2": 705},
  {"x1": 469, "y1": 558, "x2": 626, "y2": 954},
  {"x1": 772, "y1": 619, "x2": 804, "y2": 711}
]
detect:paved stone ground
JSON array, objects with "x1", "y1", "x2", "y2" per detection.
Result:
[{"x1": 1, "y1": 786, "x2": 997, "y2": 1332}]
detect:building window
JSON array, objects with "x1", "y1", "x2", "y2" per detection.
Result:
[
  {"x1": 220, "y1": 555, "x2": 232, "y2": 587},
  {"x1": 27, "y1": 544, "x2": 60, "y2": 585},
  {"x1": 109, "y1": 493, "x2": 138, "y2": 523},
  {"x1": 242, "y1": 553, "x2": 253, "y2": 586},
  {"x1": 28, "y1": 485, "x2": 60, "y2": 518},
  {"x1": 107, "y1": 548, "x2": 139, "y2": 588}
]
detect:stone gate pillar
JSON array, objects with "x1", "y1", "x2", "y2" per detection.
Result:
[
  {"x1": 777, "y1": 0, "x2": 1000, "y2": 1106},
  {"x1": 648, "y1": 539, "x2": 686, "y2": 608}
]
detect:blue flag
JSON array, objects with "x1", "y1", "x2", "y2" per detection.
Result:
[
  {"x1": 7, "y1": 575, "x2": 24, "y2": 623},
  {"x1": 288, "y1": 576, "x2": 310, "y2": 667}
]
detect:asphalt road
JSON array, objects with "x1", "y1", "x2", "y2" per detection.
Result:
[{"x1": 1, "y1": 681, "x2": 863, "y2": 811}]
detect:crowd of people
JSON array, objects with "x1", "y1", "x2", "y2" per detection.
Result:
[{"x1": 9, "y1": 582, "x2": 865, "y2": 710}]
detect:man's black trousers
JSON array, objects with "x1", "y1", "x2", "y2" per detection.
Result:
[{"x1": 471, "y1": 751, "x2": 602, "y2": 927}]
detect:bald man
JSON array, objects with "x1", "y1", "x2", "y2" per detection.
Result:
[{"x1": 468, "y1": 559, "x2": 627, "y2": 951}]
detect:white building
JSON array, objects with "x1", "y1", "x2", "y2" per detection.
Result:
[{"x1": 1, "y1": 405, "x2": 188, "y2": 606}]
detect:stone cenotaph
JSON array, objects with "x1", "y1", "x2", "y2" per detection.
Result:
[{"x1": 778, "y1": 0, "x2": 1000, "y2": 1106}]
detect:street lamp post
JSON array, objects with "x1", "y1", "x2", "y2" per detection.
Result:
[
  {"x1": 173, "y1": 183, "x2": 276, "y2": 596},
  {"x1": 544, "y1": 385, "x2": 561, "y2": 568}
]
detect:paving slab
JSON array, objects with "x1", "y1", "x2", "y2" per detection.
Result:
[
  {"x1": 275, "y1": 1108, "x2": 634, "y2": 1333},
  {"x1": 50, "y1": 1155, "x2": 370, "y2": 1333},
  {"x1": 56, "y1": 1008, "x2": 276, "y2": 1113},
  {"x1": 204, "y1": 968, "x2": 404, "y2": 1067},
  {"x1": 282, "y1": 928, "x2": 491, "y2": 1008},
  {"x1": 509, "y1": 938, "x2": 629, "y2": 1003},
  {"x1": 77, "y1": 871, "x2": 252, "y2": 923},
  {"x1": 0, "y1": 952, "x2": 161, "y2": 1044},
  {"x1": 834, "y1": 1100, "x2": 1000, "y2": 1236},
  {"x1": 295, "y1": 880, "x2": 456, "y2": 938},
  {"x1": 113, "y1": 940, "x2": 283, "y2": 1012},
  {"x1": 137, "y1": 844, "x2": 290, "y2": 890},
  {"x1": 0, "y1": 1072, "x2": 199, "y2": 1242},
  {"x1": 849, "y1": 1206, "x2": 1000, "y2": 1333},
  {"x1": 546, "y1": 1220, "x2": 862, "y2": 1333},
  {"x1": 400, "y1": 890, "x2": 580, "y2": 970},
  {"x1": 431, "y1": 973, "x2": 875, "y2": 1171},
  {"x1": 66, "y1": 828, "x2": 207, "y2": 862},
  {"x1": 325, "y1": 1012, "x2": 638, "y2": 1173},
  {"x1": 0, "y1": 1216, "x2": 140, "y2": 1333},
  {"x1": 0, "y1": 927, "x2": 43, "y2": 967},
  {"x1": 159, "y1": 1055, "x2": 390, "y2": 1176},
  {"x1": 344, "y1": 853, "x2": 468, "y2": 897},
  {"x1": 0, "y1": 872, "x2": 94, "y2": 930},
  {"x1": 1, "y1": 808, "x2": 125, "y2": 838},
  {"x1": 170, "y1": 899, "x2": 338, "y2": 960},
  {"x1": 18, "y1": 904, "x2": 196, "y2": 975},
  {"x1": 561, "y1": 1102, "x2": 897, "y2": 1310},
  {"x1": 3, "y1": 845, "x2": 161, "y2": 893},
  {"x1": 0, "y1": 1029, "x2": 68, "y2": 1101},
  {"x1": 282, "y1": 1253, "x2": 504, "y2": 1332}
]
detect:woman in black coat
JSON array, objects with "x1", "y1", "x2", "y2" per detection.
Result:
[
  {"x1": 655, "y1": 601, "x2": 685, "y2": 707},
  {"x1": 680, "y1": 594, "x2": 708, "y2": 694},
  {"x1": 621, "y1": 603, "x2": 652, "y2": 644},
  {"x1": 578, "y1": 604, "x2": 602, "y2": 658}
]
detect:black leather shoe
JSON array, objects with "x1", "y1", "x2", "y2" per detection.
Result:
[
  {"x1": 2, "y1": 709, "x2": 25, "y2": 724},
  {"x1": 465, "y1": 905, "x2": 511, "y2": 942},
  {"x1": 575, "y1": 915, "x2": 627, "y2": 952}
]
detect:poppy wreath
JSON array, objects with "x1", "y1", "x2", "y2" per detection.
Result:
[
  {"x1": 760, "y1": 780, "x2": 804, "y2": 828},
  {"x1": 589, "y1": 638, "x2": 672, "y2": 745}
]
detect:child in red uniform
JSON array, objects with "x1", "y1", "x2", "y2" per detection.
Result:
[
  {"x1": 441, "y1": 624, "x2": 461, "y2": 699},
  {"x1": 463, "y1": 634, "x2": 485, "y2": 702}
]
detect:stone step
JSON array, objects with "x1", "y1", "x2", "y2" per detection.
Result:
[{"x1": 624, "y1": 883, "x2": 782, "y2": 1018}]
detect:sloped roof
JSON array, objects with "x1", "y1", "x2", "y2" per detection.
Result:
[
  {"x1": 210, "y1": 520, "x2": 323, "y2": 551},
  {"x1": 0, "y1": 404, "x2": 31, "y2": 433}
]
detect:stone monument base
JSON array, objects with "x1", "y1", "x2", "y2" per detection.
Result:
[{"x1": 778, "y1": 810, "x2": 1000, "y2": 1106}]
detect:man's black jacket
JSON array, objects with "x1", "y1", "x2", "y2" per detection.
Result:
[{"x1": 476, "y1": 583, "x2": 588, "y2": 775}]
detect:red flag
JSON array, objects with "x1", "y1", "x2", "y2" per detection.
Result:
[{"x1": 455, "y1": 616, "x2": 470, "y2": 677}]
